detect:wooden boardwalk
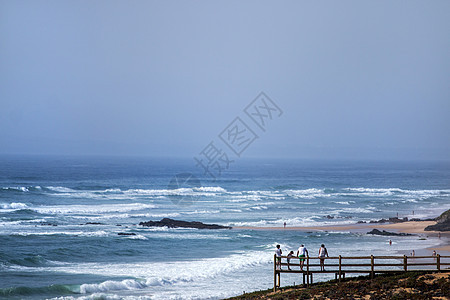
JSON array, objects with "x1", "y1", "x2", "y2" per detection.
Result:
[{"x1": 273, "y1": 254, "x2": 450, "y2": 291}]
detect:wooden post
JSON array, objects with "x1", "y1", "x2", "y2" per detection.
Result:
[
  {"x1": 273, "y1": 254, "x2": 277, "y2": 292},
  {"x1": 437, "y1": 254, "x2": 441, "y2": 272},
  {"x1": 303, "y1": 273, "x2": 305, "y2": 285},
  {"x1": 338, "y1": 255, "x2": 342, "y2": 282},
  {"x1": 403, "y1": 255, "x2": 407, "y2": 272},
  {"x1": 370, "y1": 255, "x2": 374, "y2": 279},
  {"x1": 277, "y1": 272, "x2": 281, "y2": 287},
  {"x1": 306, "y1": 256, "x2": 310, "y2": 287}
]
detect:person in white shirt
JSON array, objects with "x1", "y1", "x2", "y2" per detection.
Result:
[
  {"x1": 318, "y1": 244, "x2": 329, "y2": 271},
  {"x1": 296, "y1": 244, "x2": 309, "y2": 270},
  {"x1": 275, "y1": 244, "x2": 282, "y2": 269}
]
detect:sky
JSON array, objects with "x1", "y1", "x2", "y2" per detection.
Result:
[{"x1": 1, "y1": 0, "x2": 449, "y2": 160}]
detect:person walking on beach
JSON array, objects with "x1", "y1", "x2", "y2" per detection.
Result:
[
  {"x1": 275, "y1": 245, "x2": 282, "y2": 269},
  {"x1": 318, "y1": 244, "x2": 329, "y2": 271},
  {"x1": 287, "y1": 251, "x2": 294, "y2": 270},
  {"x1": 296, "y1": 244, "x2": 309, "y2": 271}
]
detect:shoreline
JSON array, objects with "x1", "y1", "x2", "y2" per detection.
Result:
[{"x1": 234, "y1": 220, "x2": 450, "y2": 255}]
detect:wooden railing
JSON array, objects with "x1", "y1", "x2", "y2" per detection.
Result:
[{"x1": 273, "y1": 254, "x2": 450, "y2": 291}]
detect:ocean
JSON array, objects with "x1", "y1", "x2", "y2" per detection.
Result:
[{"x1": 1, "y1": 155, "x2": 449, "y2": 299}]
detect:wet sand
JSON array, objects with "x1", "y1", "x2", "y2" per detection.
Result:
[
  {"x1": 234, "y1": 220, "x2": 450, "y2": 255},
  {"x1": 234, "y1": 221, "x2": 446, "y2": 236}
]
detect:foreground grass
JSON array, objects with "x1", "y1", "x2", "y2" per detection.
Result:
[{"x1": 227, "y1": 272, "x2": 450, "y2": 299}]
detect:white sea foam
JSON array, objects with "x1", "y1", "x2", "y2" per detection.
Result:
[
  {"x1": 46, "y1": 186, "x2": 77, "y2": 193},
  {"x1": 37, "y1": 250, "x2": 272, "y2": 296},
  {"x1": 342, "y1": 187, "x2": 450, "y2": 200},
  {"x1": 183, "y1": 209, "x2": 221, "y2": 215},
  {"x1": 33, "y1": 203, "x2": 156, "y2": 215},
  {"x1": 2, "y1": 186, "x2": 30, "y2": 192},
  {"x1": 334, "y1": 201, "x2": 354, "y2": 205},
  {"x1": 246, "y1": 205, "x2": 268, "y2": 211},
  {"x1": 329, "y1": 207, "x2": 375, "y2": 214},
  {"x1": 0, "y1": 202, "x2": 29, "y2": 210},
  {"x1": 44, "y1": 186, "x2": 227, "y2": 200},
  {"x1": 194, "y1": 186, "x2": 227, "y2": 193},
  {"x1": 227, "y1": 195, "x2": 262, "y2": 201},
  {"x1": 230, "y1": 216, "x2": 355, "y2": 227},
  {"x1": 10, "y1": 230, "x2": 111, "y2": 237},
  {"x1": 284, "y1": 188, "x2": 331, "y2": 199}
]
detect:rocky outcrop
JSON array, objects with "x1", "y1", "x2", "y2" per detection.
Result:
[
  {"x1": 425, "y1": 209, "x2": 450, "y2": 231},
  {"x1": 368, "y1": 217, "x2": 408, "y2": 224},
  {"x1": 367, "y1": 229, "x2": 413, "y2": 236},
  {"x1": 139, "y1": 218, "x2": 232, "y2": 229}
]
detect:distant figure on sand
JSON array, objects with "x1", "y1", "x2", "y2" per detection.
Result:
[
  {"x1": 411, "y1": 250, "x2": 415, "y2": 257},
  {"x1": 432, "y1": 250, "x2": 437, "y2": 260},
  {"x1": 318, "y1": 244, "x2": 329, "y2": 271},
  {"x1": 275, "y1": 245, "x2": 282, "y2": 269},
  {"x1": 284, "y1": 222, "x2": 286, "y2": 228},
  {"x1": 297, "y1": 244, "x2": 309, "y2": 271},
  {"x1": 389, "y1": 240, "x2": 392, "y2": 246},
  {"x1": 287, "y1": 251, "x2": 294, "y2": 270}
]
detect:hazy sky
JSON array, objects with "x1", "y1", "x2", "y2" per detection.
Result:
[{"x1": 1, "y1": 1, "x2": 449, "y2": 160}]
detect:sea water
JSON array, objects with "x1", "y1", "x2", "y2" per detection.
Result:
[{"x1": 0, "y1": 156, "x2": 449, "y2": 299}]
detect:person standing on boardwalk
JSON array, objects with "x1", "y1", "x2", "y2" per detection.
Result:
[
  {"x1": 296, "y1": 244, "x2": 309, "y2": 271},
  {"x1": 275, "y1": 245, "x2": 282, "y2": 269},
  {"x1": 287, "y1": 251, "x2": 294, "y2": 270},
  {"x1": 318, "y1": 244, "x2": 329, "y2": 271}
]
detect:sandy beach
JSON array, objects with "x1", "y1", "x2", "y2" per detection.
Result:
[{"x1": 234, "y1": 220, "x2": 450, "y2": 255}]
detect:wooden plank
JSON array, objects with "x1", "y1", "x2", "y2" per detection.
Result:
[
  {"x1": 273, "y1": 254, "x2": 277, "y2": 292},
  {"x1": 373, "y1": 263, "x2": 404, "y2": 267},
  {"x1": 277, "y1": 269, "x2": 450, "y2": 274}
]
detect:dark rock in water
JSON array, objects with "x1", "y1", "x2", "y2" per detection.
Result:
[
  {"x1": 118, "y1": 232, "x2": 136, "y2": 236},
  {"x1": 369, "y1": 219, "x2": 388, "y2": 224},
  {"x1": 369, "y1": 217, "x2": 408, "y2": 224},
  {"x1": 357, "y1": 221, "x2": 366, "y2": 224},
  {"x1": 40, "y1": 222, "x2": 57, "y2": 226},
  {"x1": 84, "y1": 222, "x2": 105, "y2": 225},
  {"x1": 324, "y1": 215, "x2": 334, "y2": 219},
  {"x1": 367, "y1": 229, "x2": 413, "y2": 236},
  {"x1": 425, "y1": 209, "x2": 450, "y2": 232},
  {"x1": 139, "y1": 218, "x2": 232, "y2": 229},
  {"x1": 388, "y1": 217, "x2": 408, "y2": 223}
]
